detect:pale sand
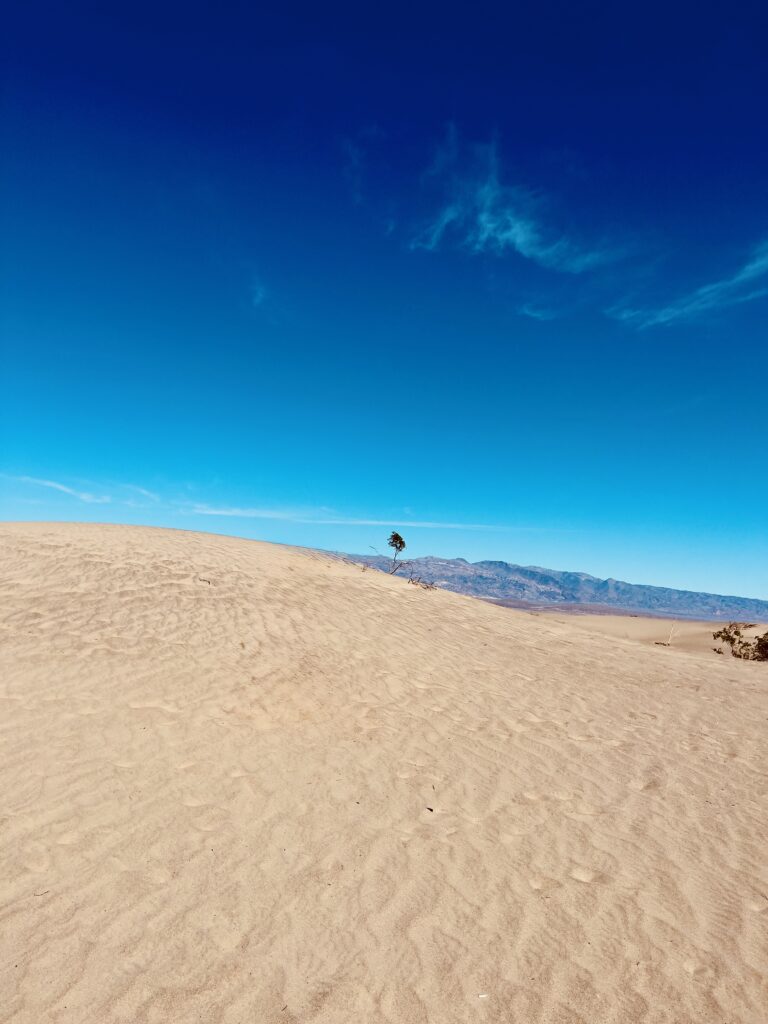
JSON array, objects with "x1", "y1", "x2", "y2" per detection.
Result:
[
  {"x1": 531, "y1": 611, "x2": 768, "y2": 658},
  {"x1": 1, "y1": 523, "x2": 766, "y2": 1024}
]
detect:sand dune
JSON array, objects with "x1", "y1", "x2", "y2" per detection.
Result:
[
  {"x1": 531, "y1": 610, "x2": 768, "y2": 658},
  {"x1": 1, "y1": 523, "x2": 766, "y2": 1024}
]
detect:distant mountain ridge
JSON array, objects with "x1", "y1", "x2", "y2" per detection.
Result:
[{"x1": 349, "y1": 554, "x2": 768, "y2": 620}]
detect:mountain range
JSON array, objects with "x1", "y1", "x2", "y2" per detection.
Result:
[{"x1": 348, "y1": 554, "x2": 768, "y2": 620}]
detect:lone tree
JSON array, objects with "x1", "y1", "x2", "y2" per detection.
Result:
[{"x1": 387, "y1": 531, "x2": 406, "y2": 574}]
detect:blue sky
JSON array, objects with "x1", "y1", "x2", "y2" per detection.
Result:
[{"x1": 2, "y1": 3, "x2": 767, "y2": 597}]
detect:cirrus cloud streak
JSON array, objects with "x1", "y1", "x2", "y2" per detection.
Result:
[{"x1": 609, "y1": 240, "x2": 768, "y2": 327}]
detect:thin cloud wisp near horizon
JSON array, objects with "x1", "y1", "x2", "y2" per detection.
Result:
[
  {"x1": 17, "y1": 476, "x2": 113, "y2": 505},
  {"x1": 185, "y1": 503, "x2": 501, "y2": 530}
]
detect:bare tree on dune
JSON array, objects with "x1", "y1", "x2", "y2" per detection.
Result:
[{"x1": 387, "y1": 531, "x2": 406, "y2": 574}]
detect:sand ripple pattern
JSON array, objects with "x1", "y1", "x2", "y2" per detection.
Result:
[{"x1": 1, "y1": 523, "x2": 767, "y2": 1023}]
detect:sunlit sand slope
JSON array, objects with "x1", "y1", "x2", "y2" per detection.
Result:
[{"x1": 1, "y1": 523, "x2": 766, "y2": 1024}]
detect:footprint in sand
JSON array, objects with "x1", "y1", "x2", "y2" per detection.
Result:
[
  {"x1": 569, "y1": 865, "x2": 606, "y2": 884},
  {"x1": 629, "y1": 775, "x2": 662, "y2": 792},
  {"x1": 684, "y1": 959, "x2": 717, "y2": 982},
  {"x1": 567, "y1": 804, "x2": 606, "y2": 822},
  {"x1": 528, "y1": 875, "x2": 561, "y2": 893}
]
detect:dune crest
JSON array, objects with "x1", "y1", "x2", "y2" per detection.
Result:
[{"x1": 1, "y1": 523, "x2": 766, "y2": 1023}]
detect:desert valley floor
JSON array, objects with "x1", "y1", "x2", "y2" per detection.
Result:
[{"x1": 1, "y1": 522, "x2": 766, "y2": 1023}]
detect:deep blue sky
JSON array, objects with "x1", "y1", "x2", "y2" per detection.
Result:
[{"x1": 2, "y1": 3, "x2": 767, "y2": 597}]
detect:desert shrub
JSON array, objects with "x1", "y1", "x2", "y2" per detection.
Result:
[
  {"x1": 407, "y1": 568, "x2": 436, "y2": 590},
  {"x1": 712, "y1": 622, "x2": 768, "y2": 661}
]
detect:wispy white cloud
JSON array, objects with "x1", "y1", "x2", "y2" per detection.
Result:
[
  {"x1": 17, "y1": 476, "x2": 112, "y2": 504},
  {"x1": 10, "y1": 475, "x2": 164, "y2": 506},
  {"x1": 185, "y1": 503, "x2": 498, "y2": 530},
  {"x1": 518, "y1": 303, "x2": 558, "y2": 321},
  {"x1": 123, "y1": 484, "x2": 160, "y2": 502},
  {"x1": 411, "y1": 133, "x2": 615, "y2": 274},
  {"x1": 609, "y1": 240, "x2": 768, "y2": 327},
  {"x1": 187, "y1": 503, "x2": 303, "y2": 520},
  {"x1": 6, "y1": 474, "x2": 553, "y2": 533}
]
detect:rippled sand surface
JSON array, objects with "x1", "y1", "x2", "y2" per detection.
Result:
[{"x1": 1, "y1": 522, "x2": 766, "y2": 1023}]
